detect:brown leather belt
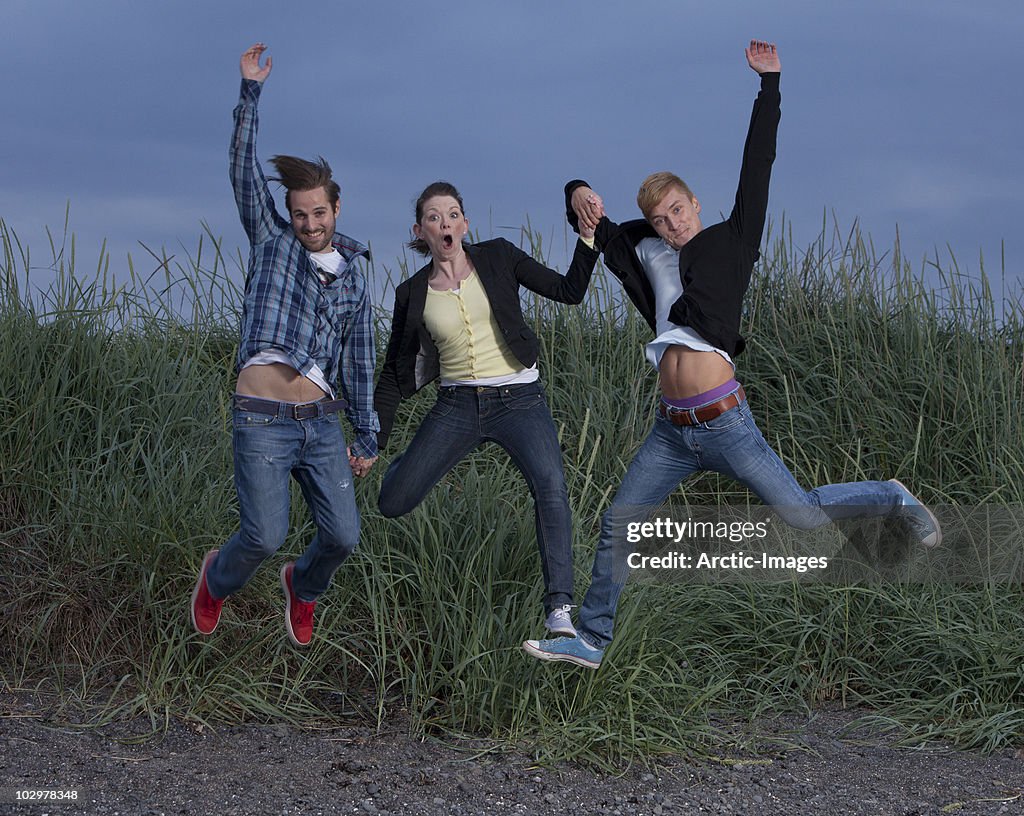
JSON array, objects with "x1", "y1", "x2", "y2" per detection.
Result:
[
  {"x1": 234, "y1": 395, "x2": 348, "y2": 420},
  {"x1": 658, "y1": 386, "x2": 746, "y2": 427}
]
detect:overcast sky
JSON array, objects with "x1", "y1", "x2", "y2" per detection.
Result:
[{"x1": 3, "y1": 1, "x2": 1021, "y2": 303}]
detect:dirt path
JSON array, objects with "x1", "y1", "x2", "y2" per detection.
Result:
[{"x1": 1, "y1": 696, "x2": 1021, "y2": 815}]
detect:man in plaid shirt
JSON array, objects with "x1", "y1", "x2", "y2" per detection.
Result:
[{"x1": 190, "y1": 43, "x2": 379, "y2": 647}]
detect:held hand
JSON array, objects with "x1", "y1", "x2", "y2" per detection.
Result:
[
  {"x1": 579, "y1": 196, "x2": 606, "y2": 240},
  {"x1": 745, "y1": 39, "x2": 780, "y2": 74},
  {"x1": 571, "y1": 186, "x2": 604, "y2": 235},
  {"x1": 241, "y1": 43, "x2": 272, "y2": 82},
  {"x1": 354, "y1": 457, "x2": 378, "y2": 478},
  {"x1": 347, "y1": 448, "x2": 378, "y2": 478}
]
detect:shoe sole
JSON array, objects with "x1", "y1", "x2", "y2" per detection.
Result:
[
  {"x1": 546, "y1": 625, "x2": 578, "y2": 638},
  {"x1": 280, "y1": 563, "x2": 311, "y2": 647},
  {"x1": 889, "y1": 479, "x2": 943, "y2": 548},
  {"x1": 522, "y1": 640, "x2": 601, "y2": 670},
  {"x1": 190, "y1": 549, "x2": 220, "y2": 635}
]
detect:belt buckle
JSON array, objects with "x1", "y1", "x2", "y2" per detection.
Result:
[
  {"x1": 292, "y1": 400, "x2": 320, "y2": 420},
  {"x1": 664, "y1": 404, "x2": 695, "y2": 427}
]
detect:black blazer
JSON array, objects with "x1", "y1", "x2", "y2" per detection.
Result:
[{"x1": 373, "y1": 236, "x2": 599, "y2": 450}]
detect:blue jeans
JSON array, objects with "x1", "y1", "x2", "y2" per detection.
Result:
[
  {"x1": 577, "y1": 397, "x2": 902, "y2": 649},
  {"x1": 206, "y1": 402, "x2": 360, "y2": 603},
  {"x1": 378, "y1": 381, "x2": 573, "y2": 615}
]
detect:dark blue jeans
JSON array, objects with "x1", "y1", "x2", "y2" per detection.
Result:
[
  {"x1": 378, "y1": 381, "x2": 573, "y2": 614},
  {"x1": 206, "y1": 402, "x2": 360, "y2": 603}
]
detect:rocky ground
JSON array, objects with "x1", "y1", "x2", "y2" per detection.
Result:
[{"x1": 1, "y1": 693, "x2": 1021, "y2": 816}]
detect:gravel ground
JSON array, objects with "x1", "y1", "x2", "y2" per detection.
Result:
[{"x1": 1, "y1": 693, "x2": 1021, "y2": 816}]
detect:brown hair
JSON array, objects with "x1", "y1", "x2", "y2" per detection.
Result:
[
  {"x1": 269, "y1": 155, "x2": 341, "y2": 213},
  {"x1": 636, "y1": 171, "x2": 694, "y2": 220},
  {"x1": 408, "y1": 181, "x2": 467, "y2": 256}
]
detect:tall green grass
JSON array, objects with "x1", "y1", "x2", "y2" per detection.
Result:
[{"x1": 1, "y1": 215, "x2": 1022, "y2": 765}]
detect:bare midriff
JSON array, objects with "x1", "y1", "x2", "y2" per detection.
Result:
[
  {"x1": 658, "y1": 345, "x2": 735, "y2": 399},
  {"x1": 235, "y1": 362, "x2": 327, "y2": 402}
]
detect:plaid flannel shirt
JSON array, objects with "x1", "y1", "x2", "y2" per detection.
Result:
[{"x1": 230, "y1": 79, "x2": 379, "y2": 458}]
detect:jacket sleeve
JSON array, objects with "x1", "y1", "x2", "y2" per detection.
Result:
[
  {"x1": 565, "y1": 178, "x2": 621, "y2": 253},
  {"x1": 727, "y1": 71, "x2": 781, "y2": 249},
  {"x1": 506, "y1": 238, "x2": 600, "y2": 305},
  {"x1": 373, "y1": 282, "x2": 410, "y2": 452},
  {"x1": 563, "y1": 179, "x2": 650, "y2": 282}
]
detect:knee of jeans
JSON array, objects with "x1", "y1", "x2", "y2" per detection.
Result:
[
  {"x1": 318, "y1": 522, "x2": 360, "y2": 558},
  {"x1": 237, "y1": 523, "x2": 287, "y2": 558},
  {"x1": 377, "y1": 485, "x2": 414, "y2": 518},
  {"x1": 529, "y1": 474, "x2": 569, "y2": 505},
  {"x1": 600, "y1": 502, "x2": 648, "y2": 537},
  {"x1": 599, "y1": 509, "x2": 618, "y2": 538},
  {"x1": 773, "y1": 505, "x2": 830, "y2": 531},
  {"x1": 598, "y1": 507, "x2": 622, "y2": 540}
]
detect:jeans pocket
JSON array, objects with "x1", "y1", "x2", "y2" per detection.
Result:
[
  {"x1": 430, "y1": 390, "x2": 458, "y2": 418},
  {"x1": 499, "y1": 385, "x2": 544, "y2": 411},
  {"x1": 233, "y1": 409, "x2": 278, "y2": 428},
  {"x1": 703, "y1": 407, "x2": 745, "y2": 432}
]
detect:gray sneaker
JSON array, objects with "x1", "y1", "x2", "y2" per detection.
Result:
[
  {"x1": 544, "y1": 604, "x2": 577, "y2": 637},
  {"x1": 889, "y1": 479, "x2": 942, "y2": 548}
]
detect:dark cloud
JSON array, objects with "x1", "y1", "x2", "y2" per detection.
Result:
[{"x1": 2, "y1": 1, "x2": 1020, "y2": 297}]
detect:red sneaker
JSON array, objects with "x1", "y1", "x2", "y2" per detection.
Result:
[
  {"x1": 280, "y1": 563, "x2": 316, "y2": 646},
  {"x1": 190, "y1": 550, "x2": 223, "y2": 635}
]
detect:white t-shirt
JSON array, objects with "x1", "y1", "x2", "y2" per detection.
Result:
[{"x1": 309, "y1": 248, "x2": 343, "y2": 283}]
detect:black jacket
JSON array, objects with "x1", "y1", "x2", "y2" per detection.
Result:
[
  {"x1": 565, "y1": 72, "x2": 781, "y2": 358},
  {"x1": 373, "y1": 236, "x2": 599, "y2": 450}
]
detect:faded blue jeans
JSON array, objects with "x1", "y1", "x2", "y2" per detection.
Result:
[
  {"x1": 378, "y1": 381, "x2": 573, "y2": 615},
  {"x1": 577, "y1": 397, "x2": 903, "y2": 650},
  {"x1": 206, "y1": 401, "x2": 361, "y2": 603}
]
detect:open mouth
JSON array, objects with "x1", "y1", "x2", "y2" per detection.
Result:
[{"x1": 442, "y1": 235, "x2": 454, "y2": 249}]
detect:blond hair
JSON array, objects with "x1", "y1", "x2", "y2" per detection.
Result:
[{"x1": 636, "y1": 172, "x2": 694, "y2": 220}]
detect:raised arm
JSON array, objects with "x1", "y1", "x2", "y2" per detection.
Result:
[
  {"x1": 506, "y1": 236, "x2": 600, "y2": 305},
  {"x1": 229, "y1": 43, "x2": 287, "y2": 246},
  {"x1": 728, "y1": 39, "x2": 782, "y2": 248}
]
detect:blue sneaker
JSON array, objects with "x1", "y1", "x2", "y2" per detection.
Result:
[
  {"x1": 523, "y1": 635, "x2": 603, "y2": 669},
  {"x1": 889, "y1": 479, "x2": 942, "y2": 548}
]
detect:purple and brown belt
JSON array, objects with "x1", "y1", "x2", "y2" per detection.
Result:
[{"x1": 658, "y1": 386, "x2": 746, "y2": 427}]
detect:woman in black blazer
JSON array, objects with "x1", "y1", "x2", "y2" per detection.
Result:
[{"x1": 373, "y1": 181, "x2": 600, "y2": 638}]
